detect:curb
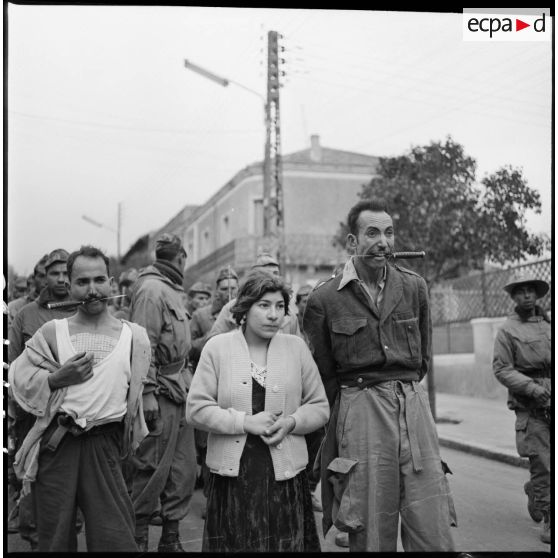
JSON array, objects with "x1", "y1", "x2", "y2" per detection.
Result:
[{"x1": 438, "y1": 437, "x2": 529, "y2": 469}]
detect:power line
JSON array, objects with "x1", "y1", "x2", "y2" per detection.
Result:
[{"x1": 8, "y1": 110, "x2": 261, "y2": 135}]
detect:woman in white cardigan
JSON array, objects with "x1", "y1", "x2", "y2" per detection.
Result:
[{"x1": 186, "y1": 271, "x2": 329, "y2": 552}]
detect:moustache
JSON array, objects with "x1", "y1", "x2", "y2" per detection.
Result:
[{"x1": 84, "y1": 296, "x2": 103, "y2": 303}]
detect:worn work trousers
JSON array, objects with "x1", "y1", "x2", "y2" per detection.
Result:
[
  {"x1": 34, "y1": 422, "x2": 137, "y2": 552},
  {"x1": 334, "y1": 380, "x2": 455, "y2": 552},
  {"x1": 128, "y1": 396, "x2": 197, "y2": 534},
  {"x1": 515, "y1": 410, "x2": 550, "y2": 514}
]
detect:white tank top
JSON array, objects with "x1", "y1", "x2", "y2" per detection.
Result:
[{"x1": 56, "y1": 319, "x2": 132, "y2": 427}]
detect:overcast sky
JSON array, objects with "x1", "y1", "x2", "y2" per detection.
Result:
[{"x1": 5, "y1": 6, "x2": 553, "y2": 275}]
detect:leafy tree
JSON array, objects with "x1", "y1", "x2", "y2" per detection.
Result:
[{"x1": 333, "y1": 136, "x2": 547, "y2": 287}]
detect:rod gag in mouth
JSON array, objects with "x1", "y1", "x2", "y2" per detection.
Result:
[{"x1": 46, "y1": 294, "x2": 126, "y2": 310}]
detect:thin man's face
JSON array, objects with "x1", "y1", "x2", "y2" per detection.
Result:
[{"x1": 350, "y1": 210, "x2": 394, "y2": 269}]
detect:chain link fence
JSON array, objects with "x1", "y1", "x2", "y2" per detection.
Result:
[{"x1": 431, "y1": 259, "x2": 551, "y2": 326}]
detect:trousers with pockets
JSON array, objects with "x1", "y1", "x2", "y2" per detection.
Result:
[
  {"x1": 127, "y1": 396, "x2": 197, "y2": 532},
  {"x1": 515, "y1": 410, "x2": 550, "y2": 515},
  {"x1": 332, "y1": 380, "x2": 455, "y2": 552}
]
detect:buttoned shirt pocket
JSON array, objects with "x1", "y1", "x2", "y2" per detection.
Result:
[
  {"x1": 165, "y1": 301, "x2": 187, "y2": 329},
  {"x1": 159, "y1": 299, "x2": 190, "y2": 358},
  {"x1": 393, "y1": 312, "x2": 420, "y2": 361},
  {"x1": 330, "y1": 317, "x2": 369, "y2": 367},
  {"x1": 327, "y1": 457, "x2": 363, "y2": 532},
  {"x1": 511, "y1": 331, "x2": 551, "y2": 373}
]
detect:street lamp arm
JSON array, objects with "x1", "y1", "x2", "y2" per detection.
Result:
[
  {"x1": 184, "y1": 59, "x2": 229, "y2": 87},
  {"x1": 82, "y1": 215, "x2": 104, "y2": 228},
  {"x1": 184, "y1": 59, "x2": 264, "y2": 103},
  {"x1": 82, "y1": 214, "x2": 116, "y2": 233}
]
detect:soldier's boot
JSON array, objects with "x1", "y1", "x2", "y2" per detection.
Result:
[
  {"x1": 158, "y1": 520, "x2": 184, "y2": 552},
  {"x1": 524, "y1": 481, "x2": 543, "y2": 523},
  {"x1": 540, "y1": 511, "x2": 551, "y2": 544}
]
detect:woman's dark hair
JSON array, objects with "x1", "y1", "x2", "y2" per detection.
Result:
[
  {"x1": 231, "y1": 271, "x2": 291, "y2": 326},
  {"x1": 67, "y1": 245, "x2": 110, "y2": 280},
  {"x1": 346, "y1": 199, "x2": 389, "y2": 236}
]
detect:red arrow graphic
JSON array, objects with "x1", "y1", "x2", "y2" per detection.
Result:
[{"x1": 516, "y1": 19, "x2": 530, "y2": 31}]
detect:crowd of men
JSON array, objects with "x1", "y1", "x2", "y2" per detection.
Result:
[
  {"x1": 5, "y1": 235, "x2": 323, "y2": 552},
  {"x1": 5, "y1": 198, "x2": 550, "y2": 552}
]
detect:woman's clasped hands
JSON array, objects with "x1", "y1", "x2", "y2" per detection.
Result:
[{"x1": 243, "y1": 410, "x2": 296, "y2": 446}]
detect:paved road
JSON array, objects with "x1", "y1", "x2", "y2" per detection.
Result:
[
  {"x1": 7, "y1": 447, "x2": 550, "y2": 553},
  {"x1": 440, "y1": 447, "x2": 550, "y2": 553}
]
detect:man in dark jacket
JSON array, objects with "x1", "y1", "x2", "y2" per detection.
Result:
[
  {"x1": 303, "y1": 199, "x2": 455, "y2": 552},
  {"x1": 127, "y1": 234, "x2": 197, "y2": 552}
]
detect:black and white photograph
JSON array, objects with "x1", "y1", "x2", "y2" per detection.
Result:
[{"x1": 4, "y1": 4, "x2": 552, "y2": 554}]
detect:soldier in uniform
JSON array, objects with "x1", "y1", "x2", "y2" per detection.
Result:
[
  {"x1": 185, "y1": 281, "x2": 212, "y2": 317},
  {"x1": 127, "y1": 234, "x2": 197, "y2": 552},
  {"x1": 303, "y1": 199, "x2": 456, "y2": 552},
  {"x1": 493, "y1": 271, "x2": 551, "y2": 544},
  {"x1": 8, "y1": 249, "x2": 74, "y2": 359}
]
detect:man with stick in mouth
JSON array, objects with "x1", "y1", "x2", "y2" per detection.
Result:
[
  {"x1": 303, "y1": 199, "x2": 456, "y2": 552},
  {"x1": 7, "y1": 248, "x2": 76, "y2": 550},
  {"x1": 8, "y1": 245, "x2": 151, "y2": 552}
]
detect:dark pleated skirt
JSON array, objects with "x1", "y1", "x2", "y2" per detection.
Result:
[{"x1": 202, "y1": 379, "x2": 321, "y2": 553}]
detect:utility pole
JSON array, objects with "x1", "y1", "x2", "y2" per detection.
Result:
[
  {"x1": 263, "y1": 30, "x2": 286, "y2": 274},
  {"x1": 183, "y1": 37, "x2": 286, "y2": 274}
]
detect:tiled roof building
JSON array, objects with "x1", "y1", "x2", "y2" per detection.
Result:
[{"x1": 126, "y1": 135, "x2": 378, "y2": 291}]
